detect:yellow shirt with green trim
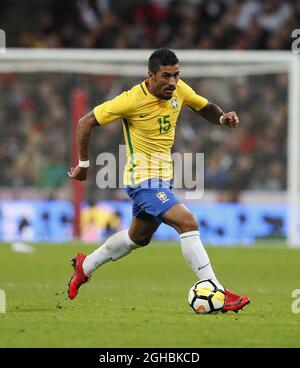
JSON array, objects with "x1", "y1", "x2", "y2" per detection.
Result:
[{"x1": 93, "y1": 79, "x2": 208, "y2": 186}]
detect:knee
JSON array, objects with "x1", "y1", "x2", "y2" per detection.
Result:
[
  {"x1": 178, "y1": 213, "x2": 198, "y2": 233},
  {"x1": 129, "y1": 232, "x2": 152, "y2": 247}
]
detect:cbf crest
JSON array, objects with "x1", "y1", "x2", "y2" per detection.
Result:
[
  {"x1": 156, "y1": 191, "x2": 169, "y2": 203},
  {"x1": 171, "y1": 98, "x2": 178, "y2": 109}
]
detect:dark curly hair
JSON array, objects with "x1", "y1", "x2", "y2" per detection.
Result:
[{"x1": 148, "y1": 48, "x2": 179, "y2": 73}]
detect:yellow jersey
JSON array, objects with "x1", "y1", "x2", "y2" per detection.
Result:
[{"x1": 93, "y1": 79, "x2": 208, "y2": 186}]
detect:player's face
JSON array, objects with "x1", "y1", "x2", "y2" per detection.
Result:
[{"x1": 148, "y1": 64, "x2": 180, "y2": 100}]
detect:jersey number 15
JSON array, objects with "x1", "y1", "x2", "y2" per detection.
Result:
[{"x1": 157, "y1": 115, "x2": 172, "y2": 134}]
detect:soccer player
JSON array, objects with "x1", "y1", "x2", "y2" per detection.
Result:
[{"x1": 68, "y1": 48, "x2": 250, "y2": 312}]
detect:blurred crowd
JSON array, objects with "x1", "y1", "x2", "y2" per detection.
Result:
[
  {"x1": 0, "y1": 0, "x2": 289, "y2": 199},
  {"x1": 0, "y1": 71, "x2": 287, "y2": 198},
  {"x1": 0, "y1": 73, "x2": 70, "y2": 191},
  {"x1": 1, "y1": 0, "x2": 298, "y2": 50}
]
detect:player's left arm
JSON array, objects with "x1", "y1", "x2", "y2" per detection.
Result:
[
  {"x1": 180, "y1": 80, "x2": 239, "y2": 128},
  {"x1": 197, "y1": 102, "x2": 240, "y2": 128}
]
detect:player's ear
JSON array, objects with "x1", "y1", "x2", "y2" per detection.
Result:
[{"x1": 148, "y1": 71, "x2": 154, "y2": 79}]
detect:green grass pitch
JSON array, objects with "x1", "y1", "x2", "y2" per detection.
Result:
[{"x1": 1, "y1": 241, "x2": 300, "y2": 348}]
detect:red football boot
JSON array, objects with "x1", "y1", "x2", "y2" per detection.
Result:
[
  {"x1": 222, "y1": 288, "x2": 250, "y2": 313},
  {"x1": 68, "y1": 253, "x2": 90, "y2": 300}
]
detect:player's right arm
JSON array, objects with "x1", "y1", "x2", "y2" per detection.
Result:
[
  {"x1": 68, "y1": 111, "x2": 98, "y2": 181},
  {"x1": 68, "y1": 91, "x2": 132, "y2": 181}
]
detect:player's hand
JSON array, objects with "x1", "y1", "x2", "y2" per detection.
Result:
[
  {"x1": 68, "y1": 166, "x2": 88, "y2": 181},
  {"x1": 220, "y1": 111, "x2": 239, "y2": 128}
]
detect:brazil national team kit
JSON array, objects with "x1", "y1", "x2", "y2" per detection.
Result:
[{"x1": 93, "y1": 79, "x2": 208, "y2": 224}]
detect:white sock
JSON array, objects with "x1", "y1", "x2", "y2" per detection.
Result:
[
  {"x1": 82, "y1": 229, "x2": 139, "y2": 276},
  {"x1": 180, "y1": 231, "x2": 223, "y2": 289}
]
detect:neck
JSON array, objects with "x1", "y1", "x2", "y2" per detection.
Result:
[{"x1": 145, "y1": 79, "x2": 160, "y2": 98}]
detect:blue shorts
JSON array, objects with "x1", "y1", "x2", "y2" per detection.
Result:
[{"x1": 125, "y1": 178, "x2": 181, "y2": 224}]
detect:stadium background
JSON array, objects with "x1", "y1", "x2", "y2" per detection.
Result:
[
  {"x1": 0, "y1": 0, "x2": 295, "y2": 245},
  {"x1": 1, "y1": 0, "x2": 300, "y2": 349}
]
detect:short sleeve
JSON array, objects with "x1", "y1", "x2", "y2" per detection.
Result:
[
  {"x1": 179, "y1": 79, "x2": 208, "y2": 111},
  {"x1": 93, "y1": 91, "x2": 132, "y2": 126}
]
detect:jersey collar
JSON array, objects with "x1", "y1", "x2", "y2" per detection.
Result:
[{"x1": 141, "y1": 80, "x2": 177, "y2": 101}]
